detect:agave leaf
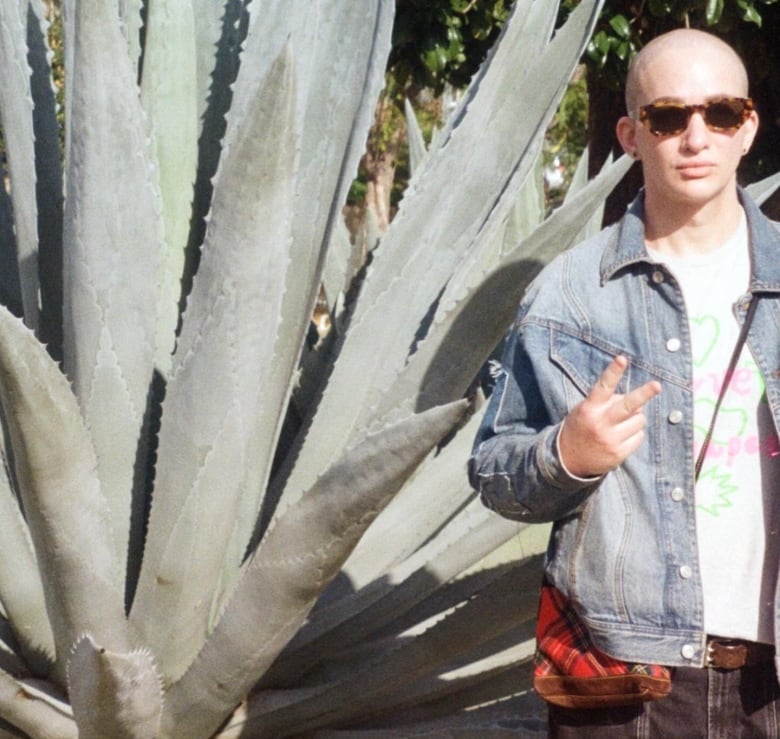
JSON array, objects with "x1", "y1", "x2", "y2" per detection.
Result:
[
  {"x1": 191, "y1": 0, "x2": 227, "y2": 127},
  {"x1": 223, "y1": 688, "x2": 544, "y2": 738},
  {"x1": 226, "y1": 0, "x2": 395, "y2": 560},
  {"x1": 374, "y1": 0, "x2": 589, "y2": 364},
  {"x1": 0, "y1": 436, "x2": 54, "y2": 674},
  {"x1": 25, "y1": 0, "x2": 63, "y2": 358},
  {"x1": 376, "y1": 153, "x2": 633, "y2": 417},
  {"x1": 140, "y1": 0, "x2": 199, "y2": 375},
  {"x1": 187, "y1": 0, "x2": 247, "y2": 247},
  {"x1": 564, "y1": 146, "x2": 591, "y2": 200},
  {"x1": 264, "y1": 551, "x2": 522, "y2": 689},
  {"x1": 360, "y1": 692, "x2": 545, "y2": 737},
  {"x1": 319, "y1": 216, "x2": 354, "y2": 316},
  {"x1": 67, "y1": 634, "x2": 162, "y2": 739},
  {"x1": 0, "y1": 669, "x2": 76, "y2": 739},
  {"x1": 429, "y1": 0, "x2": 555, "y2": 155},
  {"x1": 746, "y1": 169, "x2": 780, "y2": 206},
  {"x1": 271, "y1": 499, "x2": 521, "y2": 687},
  {"x1": 390, "y1": 662, "x2": 535, "y2": 724},
  {"x1": 223, "y1": 646, "x2": 536, "y2": 738},
  {"x1": 62, "y1": 0, "x2": 166, "y2": 581},
  {"x1": 310, "y1": 707, "x2": 543, "y2": 739},
  {"x1": 370, "y1": 692, "x2": 543, "y2": 738},
  {"x1": 275, "y1": 0, "x2": 604, "y2": 514},
  {"x1": 130, "y1": 41, "x2": 300, "y2": 683},
  {"x1": 181, "y1": 0, "x2": 248, "y2": 356},
  {"x1": 433, "y1": 135, "x2": 544, "y2": 330},
  {"x1": 160, "y1": 400, "x2": 467, "y2": 739},
  {"x1": 434, "y1": 636, "x2": 534, "y2": 689},
  {"x1": 322, "y1": 207, "x2": 383, "y2": 325},
  {"x1": 336, "y1": 410, "x2": 485, "y2": 592},
  {"x1": 0, "y1": 0, "x2": 40, "y2": 331},
  {"x1": 500, "y1": 146, "x2": 546, "y2": 252},
  {"x1": 244, "y1": 558, "x2": 541, "y2": 736},
  {"x1": 295, "y1": 633, "x2": 535, "y2": 727},
  {"x1": 0, "y1": 176, "x2": 22, "y2": 319},
  {"x1": 0, "y1": 616, "x2": 27, "y2": 677},
  {"x1": 117, "y1": 0, "x2": 143, "y2": 70},
  {"x1": 0, "y1": 308, "x2": 128, "y2": 681},
  {"x1": 562, "y1": 147, "x2": 606, "y2": 243},
  {"x1": 355, "y1": 578, "x2": 532, "y2": 651},
  {"x1": 404, "y1": 98, "x2": 427, "y2": 176}
]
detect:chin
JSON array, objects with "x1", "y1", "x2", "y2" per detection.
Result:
[{"x1": 677, "y1": 184, "x2": 734, "y2": 210}]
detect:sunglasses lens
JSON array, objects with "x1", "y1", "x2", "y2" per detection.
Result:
[
  {"x1": 640, "y1": 98, "x2": 751, "y2": 136},
  {"x1": 645, "y1": 105, "x2": 689, "y2": 135},
  {"x1": 704, "y1": 99, "x2": 747, "y2": 130}
]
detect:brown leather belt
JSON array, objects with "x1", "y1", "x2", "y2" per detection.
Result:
[{"x1": 706, "y1": 637, "x2": 775, "y2": 669}]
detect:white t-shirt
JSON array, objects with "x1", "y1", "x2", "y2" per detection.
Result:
[{"x1": 648, "y1": 214, "x2": 780, "y2": 643}]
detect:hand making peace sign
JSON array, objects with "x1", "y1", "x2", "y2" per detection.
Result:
[{"x1": 557, "y1": 355, "x2": 662, "y2": 479}]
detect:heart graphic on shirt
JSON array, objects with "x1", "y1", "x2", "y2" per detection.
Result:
[
  {"x1": 690, "y1": 315, "x2": 720, "y2": 367},
  {"x1": 694, "y1": 398, "x2": 749, "y2": 446}
]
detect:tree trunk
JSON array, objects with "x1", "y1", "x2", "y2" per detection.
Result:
[
  {"x1": 586, "y1": 73, "x2": 642, "y2": 228},
  {"x1": 364, "y1": 153, "x2": 396, "y2": 233},
  {"x1": 362, "y1": 92, "x2": 406, "y2": 233}
]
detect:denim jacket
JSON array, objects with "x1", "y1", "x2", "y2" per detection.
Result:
[{"x1": 469, "y1": 188, "x2": 780, "y2": 669}]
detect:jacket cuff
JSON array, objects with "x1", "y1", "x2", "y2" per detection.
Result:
[
  {"x1": 535, "y1": 423, "x2": 602, "y2": 489},
  {"x1": 553, "y1": 421, "x2": 603, "y2": 484}
]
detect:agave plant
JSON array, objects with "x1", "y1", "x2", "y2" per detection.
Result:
[{"x1": 0, "y1": 0, "x2": 660, "y2": 736}]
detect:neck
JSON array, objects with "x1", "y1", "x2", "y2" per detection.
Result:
[{"x1": 643, "y1": 186, "x2": 743, "y2": 258}]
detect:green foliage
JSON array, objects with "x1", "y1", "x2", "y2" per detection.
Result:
[
  {"x1": 562, "y1": 0, "x2": 780, "y2": 89},
  {"x1": 46, "y1": 1, "x2": 64, "y2": 135},
  {"x1": 390, "y1": 0, "x2": 515, "y2": 93}
]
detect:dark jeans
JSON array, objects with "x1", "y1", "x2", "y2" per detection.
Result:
[{"x1": 548, "y1": 663, "x2": 780, "y2": 738}]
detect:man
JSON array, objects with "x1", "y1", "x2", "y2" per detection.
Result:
[{"x1": 469, "y1": 28, "x2": 780, "y2": 736}]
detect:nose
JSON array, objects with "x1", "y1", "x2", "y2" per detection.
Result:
[{"x1": 681, "y1": 110, "x2": 709, "y2": 151}]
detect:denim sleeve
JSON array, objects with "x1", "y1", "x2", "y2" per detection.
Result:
[{"x1": 468, "y1": 320, "x2": 601, "y2": 523}]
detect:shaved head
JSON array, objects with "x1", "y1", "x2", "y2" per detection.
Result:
[{"x1": 625, "y1": 29, "x2": 749, "y2": 114}]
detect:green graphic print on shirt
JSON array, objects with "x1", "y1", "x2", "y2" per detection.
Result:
[{"x1": 693, "y1": 334, "x2": 777, "y2": 517}]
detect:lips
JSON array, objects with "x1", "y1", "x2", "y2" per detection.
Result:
[{"x1": 677, "y1": 161, "x2": 715, "y2": 177}]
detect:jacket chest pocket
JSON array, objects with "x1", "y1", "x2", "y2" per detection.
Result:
[{"x1": 549, "y1": 328, "x2": 633, "y2": 402}]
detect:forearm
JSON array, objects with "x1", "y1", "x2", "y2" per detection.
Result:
[{"x1": 469, "y1": 422, "x2": 601, "y2": 523}]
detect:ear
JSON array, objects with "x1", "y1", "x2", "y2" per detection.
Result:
[
  {"x1": 740, "y1": 109, "x2": 759, "y2": 155},
  {"x1": 616, "y1": 115, "x2": 639, "y2": 158}
]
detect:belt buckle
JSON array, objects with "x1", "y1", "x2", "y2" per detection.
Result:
[{"x1": 706, "y1": 638, "x2": 748, "y2": 670}]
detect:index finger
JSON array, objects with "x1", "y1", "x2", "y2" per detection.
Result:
[
  {"x1": 623, "y1": 378, "x2": 662, "y2": 414},
  {"x1": 588, "y1": 355, "x2": 629, "y2": 403}
]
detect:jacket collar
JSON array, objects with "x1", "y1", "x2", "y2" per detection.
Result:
[{"x1": 600, "y1": 187, "x2": 780, "y2": 293}]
